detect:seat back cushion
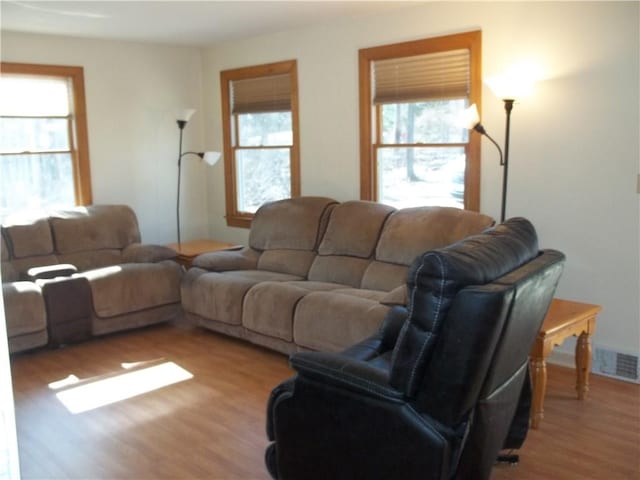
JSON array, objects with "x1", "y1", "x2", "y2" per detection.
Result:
[
  {"x1": 308, "y1": 201, "x2": 395, "y2": 287},
  {"x1": 374, "y1": 206, "x2": 494, "y2": 266},
  {"x1": 50, "y1": 205, "x2": 141, "y2": 255},
  {"x1": 360, "y1": 207, "x2": 494, "y2": 292},
  {"x1": 2, "y1": 218, "x2": 58, "y2": 279},
  {"x1": 389, "y1": 217, "x2": 539, "y2": 397},
  {"x1": 249, "y1": 197, "x2": 337, "y2": 252}
]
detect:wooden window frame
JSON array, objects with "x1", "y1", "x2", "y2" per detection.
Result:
[
  {"x1": 1, "y1": 62, "x2": 92, "y2": 206},
  {"x1": 358, "y1": 30, "x2": 482, "y2": 211},
  {"x1": 220, "y1": 60, "x2": 300, "y2": 229}
]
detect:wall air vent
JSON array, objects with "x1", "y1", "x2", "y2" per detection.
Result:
[{"x1": 592, "y1": 347, "x2": 640, "y2": 384}]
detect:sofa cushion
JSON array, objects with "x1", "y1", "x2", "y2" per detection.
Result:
[
  {"x1": 318, "y1": 201, "x2": 394, "y2": 257},
  {"x1": 249, "y1": 197, "x2": 336, "y2": 251},
  {"x1": 182, "y1": 268, "x2": 303, "y2": 326},
  {"x1": 375, "y1": 207, "x2": 494, "y2": 266},
  {"x1": 360, "y1": 261, "x2": 408, "y2": 292},
  {"x1": 293, "y1": 290, "x2": 389, "y2": 352},
  {"x1": 57, "y1": 250, "x2": 123, "y2": 272},
  {"x1": 50, "y1": 205, "x2": 140, "y2": 254},
  {"x1": 2, "y1": 217, "x2": 54, "y2": 259},
  {"x1": 79, "y1": 261, "x2": 182, "y2": 318},
  {"x1": 308, "y1": 256, "x2": 371, "y2": 288},
  {"x1": 2, "y1": 281, "x2": 47, "y2": 336},
  {"x1": 257, "y1": 249, "x2": 317, "y2": 277}
]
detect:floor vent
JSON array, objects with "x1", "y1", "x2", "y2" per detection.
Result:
[{"x1": 592, "y1": 347, "x2": 640, "y2": 384}]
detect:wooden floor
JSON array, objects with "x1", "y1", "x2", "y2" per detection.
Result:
[{"x1": 10, "y1": 322, "x2": 640, "y2": 480}]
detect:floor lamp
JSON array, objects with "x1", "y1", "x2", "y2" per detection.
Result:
[
  {"x1": 176, "y1": 109, "x2": 221, "y2": 248},
  {"x1": 462, "y1": 103, "x2": 509, "y2": 223}
]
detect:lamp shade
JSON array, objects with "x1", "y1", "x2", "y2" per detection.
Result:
[
  {"x1": 177, "y1": 108, "x2": 196, "y2": 122},
  {"x1": 202, "y1": 151, "x2": 221, "y2": 166},
  {"x1": 486, "y1": 62, "x2": 540, "y2": 100},
  {"x1": 460, "y1": 103, "x2": 481, "y2": 130}
]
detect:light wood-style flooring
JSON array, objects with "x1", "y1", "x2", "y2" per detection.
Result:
[{"x1": 10, "y1": 322, "x2": 640, "y2": 479}]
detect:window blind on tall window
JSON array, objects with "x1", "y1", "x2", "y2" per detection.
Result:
[
  {"x1": 231, "y1": 73, "x2": 291, "y2": 114},
  {"x1": 372, "y1": 49, "x2": 470, "y2": 104}
]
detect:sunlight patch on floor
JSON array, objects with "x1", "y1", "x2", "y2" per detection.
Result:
[{"x1": 51, "y1": 361, "x2": 193, "y2": 414}]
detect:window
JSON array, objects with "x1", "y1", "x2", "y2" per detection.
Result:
[
  {"x1": 0, "y1": 63, "x2": 91, "y2": 221},
  {"x1": 220, "y1": 60, "x2": 300, "y2": 228},
  {"x1": 359, "y1": 31, "x2": 481, "y2": 210}
]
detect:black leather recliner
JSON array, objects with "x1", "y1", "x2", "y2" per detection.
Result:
[{"x1": 265, "y1": 217, "x2": 565, "y2": 480}]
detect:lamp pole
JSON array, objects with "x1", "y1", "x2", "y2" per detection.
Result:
[
  {"x1": 501, "y1": 99, "x2": 514, "y2": 223},
  {"x1": 176, "y1": 119, "x2": 187, "y2": 248}
]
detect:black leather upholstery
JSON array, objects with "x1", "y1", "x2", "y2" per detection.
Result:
[{"x1": 266, "y1": 218, "x2": 565, "y2": 480}]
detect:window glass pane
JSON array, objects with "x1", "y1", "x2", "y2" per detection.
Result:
[
  {"x1": 236, "y1": 148, "x2": 291, "y2": 213},
  {"x1": 377, "y1": 146, "x2": 465, "y2": 209},
  {"x1": 0, "y1": 75, "x2": 70, "y2": 116},
  {"x1": 0, "y1": 153, "x2": 75, "y2": 221},
  {"x1": 0, "y1": 117, "x2": 70, "y2": 153},
  {"x1": 380, "y1": 99, "x2": 469, "y2": 144},
  {"x1": 238, "y1": 112, "x2": 292, "y2": 146}
]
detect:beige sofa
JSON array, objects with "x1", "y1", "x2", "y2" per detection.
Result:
[
  {"x1": 2, "y1": 205, "x2": 183, "y2": 353},
  {"x1": 182, "y1": 197, "x2": 494, "y2": 354}
]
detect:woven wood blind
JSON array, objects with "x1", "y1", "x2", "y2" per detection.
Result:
[
  {"x1": 231, "y1": 73, "x2": 291, "y2": 114},
  {"x1": 373, "y1": 49, "x2": 470, "y2": 104}
]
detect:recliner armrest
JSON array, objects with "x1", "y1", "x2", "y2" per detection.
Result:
[
  {"x1": 290, "y1": 351, "x2": 403, "y2": 401},
  {"x1": 26, "y1": 263, "x2": 78, "y2": 281}
]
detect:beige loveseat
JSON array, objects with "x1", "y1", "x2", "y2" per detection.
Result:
[
  {"x1": 2, "y1": 205, "x2": 183, "y2": 353},
  {"x1": 182, "y1": 197, "x2": 494, "y2": 354}
]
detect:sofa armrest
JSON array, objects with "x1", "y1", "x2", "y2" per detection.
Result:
[
  {"x1": 122, "y1": 243, "x2": 177, "y2": 263},
  {"x1": 192, "y1": 246, "x2": 260, "y2": 271},
  {"x1": 26, "y1": 263, "x2": 78, "y2": 281}
]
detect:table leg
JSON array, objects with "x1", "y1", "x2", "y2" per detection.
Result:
[
  {"x1": 575, "y1": 331, "x2": 592, "y2": 400},
  {"x1": 529, "y1": 356, "x2": 547, "y2": 429}
]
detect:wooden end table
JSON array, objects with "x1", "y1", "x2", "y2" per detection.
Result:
[
  {"x1": 166, "y1": 239, "x2": 242, "y2": 267},
  {"x1": 529, "y1": 298, "x2": 602, "y2": 429}
]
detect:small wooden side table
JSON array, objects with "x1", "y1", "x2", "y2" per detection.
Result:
[
  {"x1": 529, "y1": 298, "x2": 602, "y2": 429},
  {"x1": 167, "y1": 239, "x2": 242, "y2": 267}
]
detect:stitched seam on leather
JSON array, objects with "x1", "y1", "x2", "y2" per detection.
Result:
[
  {"x1": 295, "y1": 357, "x2": 400, "y2": 398},
  {"x1": 407, "y1": 253, "x2": 446, "y2": 392}
]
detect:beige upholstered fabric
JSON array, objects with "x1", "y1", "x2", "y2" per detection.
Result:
[
  {"x1": 80, "y1": 261, "x2": 182, "y2": 318},
  {"x1": 360, "y1": 261, "x2": 408, "y2": 292},
  {"x1": 308, "y1": 256, "x2": 371, "y2": 288},
  {"x1": 249, "y1": 196, "x2": 336, "y2": 251},
  {"x1": 317, "y1": 201, "x2": 394, "y2": 257},
  {"x1": 293, "y1": 290, "x2": 389, "y2": 352},
  {"x1": 3, "y1": 281, "x2": 46, "y2": 336},
  {"x1": 257, "y1": 249, "x2": 317, "y2": 277},
  {"x1": 182, "y1": 197, "x2": 495, "y2": 357},
  {"x1": 50, "y1": 205, "x2": 141, "y2": 254},
  {"x1": 3, "y1": 218, "x2": 54, "y2": 259},
  {"x1": 193, "y1": 247, "x2": 260, "y2": 271},
  {"x1": 2, "y1": 204, "x2": 184, "y2": 352},
  {"x1": 182, "y1": 268, "x2": 302, "y2": 326},
  {"x1": 375, "y1": 206, "x2": 494, "y2": 265}
]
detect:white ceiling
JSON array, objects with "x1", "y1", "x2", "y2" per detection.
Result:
[{"x1": 1, "y1": 1, "x2": 413, "y2": 47}]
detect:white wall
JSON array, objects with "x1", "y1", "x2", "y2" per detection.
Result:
[
  {"x1": 202, "y1": 1, "x2": 639, "y2": 356},
  {"x1": 1, "y1": 32, "x2": 209, "y2": 244}
]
